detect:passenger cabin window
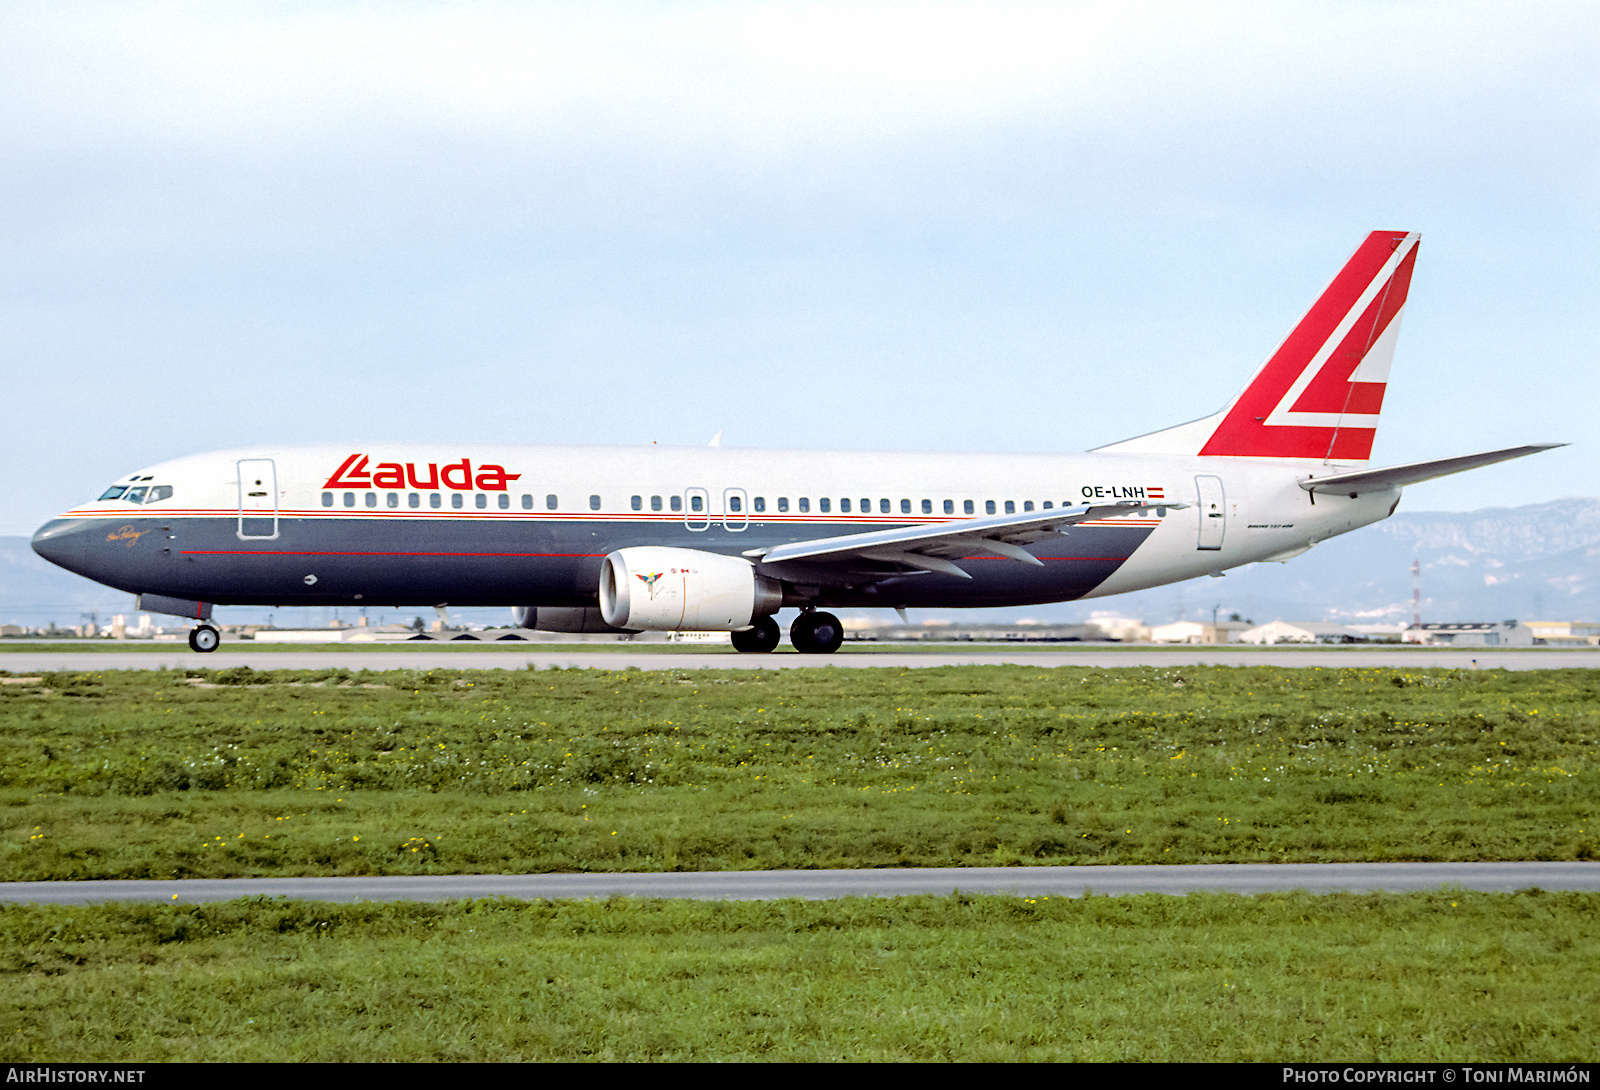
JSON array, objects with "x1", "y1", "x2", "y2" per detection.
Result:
[
  {"x1": 690, "y1": 495, "x2": 703, "y2": 513},
  {"x1": 798, "y1": 498, "x2": 810, "y2": 513},
  {"x1": 430, "y1": 493, "x2": 442, "y2": 509},
  {"x1": 409, "y1": 493, "x2": 420, "y2": 508},
  {"x1": 475, "y1": 494, "x2": 488, "y2": 509},
  {"x1": 728, "y1": 496, "x2": 741, "y2": 513},
  {"x1": 818, "y1": 498, "x2": 830, "y2": 514},
  {"x1": 985, "y1": 500, "x2": 996, "y2": 514},
  {"x1": 451, "y1": 494, "x2": 464, "y2": 509},
  {"x1": 387, "y1": 493, "x2": 399, "y2": 508},
  {"x1": 322, "y1": 492, "x2": 334, "y2": 507},
  {"x1": 840, "y1": 498, "x2": 851, "y2": 513},
  {"x1": 98, "y1": 485, "x2": 128, "y2": 501},
  {"x1": 1042, "y1": 501, "x2": 1053, "y2": 509},
  {"x1": 498, "y1": 494, "x2": 510, "y2": 510},
  {"x1": 589, "y1": 495, "x2": 601, "y2": 511},
  {"x1": 964, "y1": 500, "x2": 975, "y2": 514},
  {"x1": 521, "y1": 494, "x2": 533, "y2": 509},
  {"x1": 546, "y1": 494, "x2": 558, "y2": 510},
  {"x1": 1023, "y1": 501, "x2": 1033, "y2": 512},
  {"x1": 753, "y1": 496, "x2": 765, "y2": 513},
  {"x1": 777, "y1": 497, "x2": 789, "y2": 513},
  {"x1": 631, "y1": 495, "x2": 642, "y2": 511},
  {"x1": 901, "y1": 499, "x2": 911, "y2": 514},
  {"x1": 344, "y1": 493, "x2": 356, "y2": 508},
  {"x1": 880, "y1": 499, "x2": 891, "y2": 514},
  {"x1": 650, "y1": 495, "x2": 662, "y2": 511},
  {"x1": 860, "y1": 498, "x2": 870, "y2": 513},
  {"x1": 943, "y1": 499, "x2": 953, "y2": 514},
  {"x1": 1004, "y1": 501, "x2": 1015, "y2": 514},
  {"x1": 365, "y1": 493, "x2": 378, "y2": 508},
  {"x1": 670, "y1": 495, "x2": 682, "y2": 512}
]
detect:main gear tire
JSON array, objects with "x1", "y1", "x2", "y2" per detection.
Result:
[
  {"x1": 789, "y1": 611, "x2": 843, "y2": 654},
  {"x1": 188, "y1": 625, "x2": 220, "y2": 653},
  {"x1": 731, "y1": 615, "x2": 781, "y2": 654}
]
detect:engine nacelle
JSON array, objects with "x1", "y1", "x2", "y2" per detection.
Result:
[
  {"x1": 599, "y1": 546, "x2": 782, "y2": 631},
  {"x1": 512, "y1": 606, "x2": 628, "y2": 633}
]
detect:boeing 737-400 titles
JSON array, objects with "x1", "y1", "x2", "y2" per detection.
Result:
[{"x1": 31, "y1": 231, "x2": 1560, "y2": 652}]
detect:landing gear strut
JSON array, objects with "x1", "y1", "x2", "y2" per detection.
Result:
[
  {"x1": 789, "y1": 610, "x2": 843, "y2": 654},
  {"x1": 731, "y1": 615, "x2": 781, "y2": 654},
  {"x1": 188, "y1": 624, "x2": 220, "y2": 653}
]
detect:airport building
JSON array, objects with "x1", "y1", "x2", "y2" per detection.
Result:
[
  {"x1": 1403, "y1": 621, "x2": 1535, "y2": 647},
  {"x1": 1239, "y1": 621, "x2": 1368, "y2": 645}
]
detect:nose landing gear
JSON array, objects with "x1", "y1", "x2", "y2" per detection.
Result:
[{"x1": 188, "y1": 624, "x2": 220, "y2": 653}]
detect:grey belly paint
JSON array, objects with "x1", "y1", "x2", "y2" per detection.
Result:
[{"x1": 31, "y1": 516, "x2": 1157, "y2": 609}]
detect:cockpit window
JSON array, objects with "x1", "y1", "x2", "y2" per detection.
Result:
[
  {"x1": 146, "y1": 485, "x2": 173, "y2": 503},
  {"x1": 123, "y1": 486, "x2": 148, "y2": 504},
  {"x1": 98, "y1": 485, "x2": 128, "y2": 501}
]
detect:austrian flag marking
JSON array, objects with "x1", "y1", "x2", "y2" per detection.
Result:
[{"x1": 323, "y1": 454, "x2": 522, "y2": 492}]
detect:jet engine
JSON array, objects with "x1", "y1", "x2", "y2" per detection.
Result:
[{"x1": 599, "y1": 546, "x2": 782, "y2": 631}]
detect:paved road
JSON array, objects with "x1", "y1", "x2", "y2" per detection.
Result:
[
  {"x1": 3, "y1": 647, "x2": 1597, "y2": 671},
  {"x1": 4, "y1": 863, "x2": 1597, "y2": 905}
]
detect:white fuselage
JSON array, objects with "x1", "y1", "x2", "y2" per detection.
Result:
[{"x1": 32, "y1": 442, "x2": 1399, "y2": 614}]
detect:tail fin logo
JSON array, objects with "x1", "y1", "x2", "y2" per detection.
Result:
[{"x1": 1199, "y1": 231, "x2": 1419, "y2": 461}]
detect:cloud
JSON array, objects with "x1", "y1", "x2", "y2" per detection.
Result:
[
  {"x1": 1, "y1": 2, "x2": 1595, "y2": 530},
  {"x1": 6, "y1": 2, "x2": 1593, "y2": 186}
]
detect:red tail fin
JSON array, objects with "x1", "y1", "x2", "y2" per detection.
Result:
[{"x1": 1097, "y1": 231, "x2": 1419, "y2": 462}]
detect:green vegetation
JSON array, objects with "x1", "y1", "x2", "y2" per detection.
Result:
[
  {"x1": 3, "y1": 665, "x2": 1595, "y2": 879},
  {"x1": 3, "y1": 890, "x2": 1595, "y2": 1061}
]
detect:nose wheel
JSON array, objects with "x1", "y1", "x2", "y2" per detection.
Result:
[
  {"x1": 789, "y1": 610, "x2": 843, "y2": 654},
  {"x1": 188, "y1": 624, "x2": 220, "y2": 653}
]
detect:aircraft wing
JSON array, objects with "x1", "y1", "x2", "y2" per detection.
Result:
[
  {"x1": 1298, "y1": 444, "x2": 1565, "y2": 496},
  {"x1": 743, "y1": 502, "x2": 1182, "y2": 579}
]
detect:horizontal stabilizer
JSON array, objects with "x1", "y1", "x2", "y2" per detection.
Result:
[{"x1": 1297, "y1": 444, "x2": 1565, "y2": 496}]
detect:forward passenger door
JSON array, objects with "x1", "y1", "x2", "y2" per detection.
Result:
[{"x1": 237, "y1": 459, "x2": 279, "y2": 540}]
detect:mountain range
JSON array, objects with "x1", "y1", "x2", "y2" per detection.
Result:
[{"x1": 1130, "y1": 497, "x2": 1600, "y2": 627}]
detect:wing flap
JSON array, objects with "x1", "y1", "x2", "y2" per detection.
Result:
[{"x1": 745, "y1": 502, "x2": 1180, "y2": 572}]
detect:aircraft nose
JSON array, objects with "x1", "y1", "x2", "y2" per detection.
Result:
[{"x1": 31, "y1": 518, "x2": 102, "y2": 576}]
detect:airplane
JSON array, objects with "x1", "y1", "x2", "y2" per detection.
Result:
[{"x1": 31, "y1": 230, "x2": 1560, "y2": 653}]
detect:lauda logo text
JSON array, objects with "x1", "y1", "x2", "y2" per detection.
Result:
[{"x1": 323, "y1": 455, "x2": 522, "y2": 492}]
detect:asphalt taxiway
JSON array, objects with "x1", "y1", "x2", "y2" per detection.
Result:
[
  {"x1": 2, "y1": 646, "x2": 1597, "y2": 671},
  {"x1": 4, "y1": 863, "x2": 1597, "y2": 905}
]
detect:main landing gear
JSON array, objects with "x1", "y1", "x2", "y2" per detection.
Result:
[
  {"x1": 731, "y1": 615, "x2": 781, "y2": 654},
  {"x1": 188, "y1": 624, "x2": 220, "y2": 653},
  {"x1": 725, "y1": 610, "x2": 845, "y2": 655},
  {"x1": 789, "y1": 610, "x2": 843, "y2": 655}
]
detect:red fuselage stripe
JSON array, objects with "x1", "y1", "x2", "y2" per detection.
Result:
[{"x1": 180, "y1": 550, "x2": 608, "y2": 558}]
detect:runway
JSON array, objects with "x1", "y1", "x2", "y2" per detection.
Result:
[
  {"x1": 4, "y1": 862, "x2": 1597, "y2": 905},
  {"x1": 3, "y1": 645, "x2": 1597, "y2": 671}
]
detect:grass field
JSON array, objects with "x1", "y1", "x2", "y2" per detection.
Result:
[
  {"x1": 2, "y1": 665, "x2": 1595, "y2": 880},
  {"x1": 4, "y1": 889, "x2": 1597, "y2": 1062},
  {"x1": 5, "y1": 665, "x2": 1596, "y2": 1062}
]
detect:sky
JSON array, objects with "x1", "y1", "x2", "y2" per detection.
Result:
[{"x1": 2, "y1": 0, "x2": 1596, "y2": 540}]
